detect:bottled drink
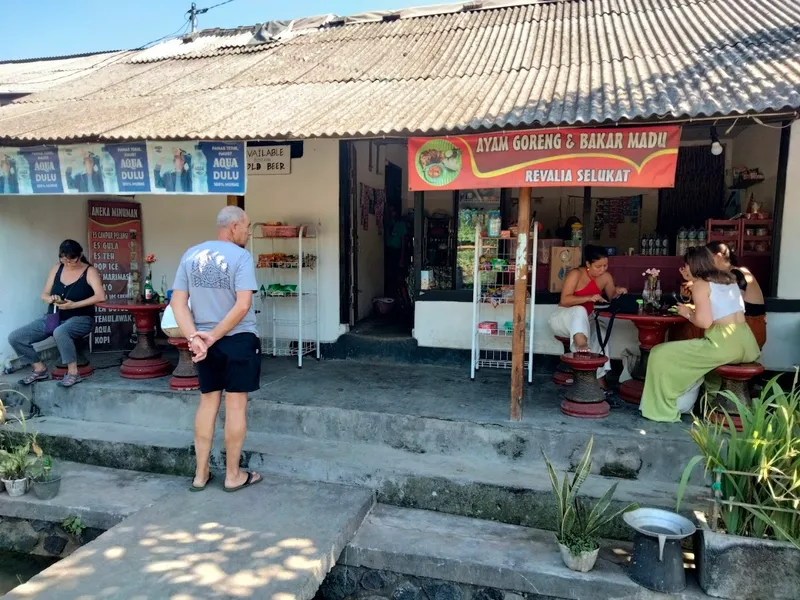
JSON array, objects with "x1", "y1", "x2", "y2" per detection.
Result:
[
  {"x1": 640, "y1": 235, "x2": 648, "y2": 256},
  {"x1": 144, "y1": 272, "x2": 154, "y2": 302},
  {"x1": 160, "y1": 275, "x2": 167, "y2": 302}
]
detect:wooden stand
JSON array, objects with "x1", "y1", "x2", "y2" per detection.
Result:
[{"x1": 510, "y1": 188, "x2": 531, "y2": 422}]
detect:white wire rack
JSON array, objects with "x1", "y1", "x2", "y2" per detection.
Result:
[
  {"x1": 251, "y1": 223, "x2": 321, "y2": 367},
  {"x1": 470, "y1": 224, "x2": 538, "y2": 381}
]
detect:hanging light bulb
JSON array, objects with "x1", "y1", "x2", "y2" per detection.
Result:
[{"x1": 710, "y1": 126, "x2": 723, "y2": 156}]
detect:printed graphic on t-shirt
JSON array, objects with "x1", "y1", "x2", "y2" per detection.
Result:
[{"x1": 190, "y1": 250, "x2": 231, "y2": 290}]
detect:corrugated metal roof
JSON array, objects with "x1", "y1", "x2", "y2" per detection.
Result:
[
  {"x1": 0, "y1": 0, "x2": 798, "y2": 142},
  {"x1": 0, "y1": 51, "x2": 125, "y2": 95}
]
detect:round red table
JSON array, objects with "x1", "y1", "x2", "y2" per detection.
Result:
[
  {"x1": 598, "y1": 311, "x2": 684, "y2": 405},
  {"x1": 98, "y1": 301, "x2": 172, "y2": 379}
]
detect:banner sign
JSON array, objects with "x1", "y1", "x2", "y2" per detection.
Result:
[
  {"x1": 247, "y1": 144, "x2": 291, "y2": 175},
  {"x1": 408, "y1": 126, "x2": 682, "y2": 191},
  {"x1": 87, "y1": 200, "x2": 142, "y2": 352},
  {"x1": 0, "y1": 141, "x2": 247, "y2": 195}
]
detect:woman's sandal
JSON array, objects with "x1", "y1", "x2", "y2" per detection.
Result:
[{"x1": 19, "y1": 370, "x2": 49, "y2": 385}]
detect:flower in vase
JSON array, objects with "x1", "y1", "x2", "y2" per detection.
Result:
[{"x1": 145, "y1": 253, "x2": 157, "y2": 264}]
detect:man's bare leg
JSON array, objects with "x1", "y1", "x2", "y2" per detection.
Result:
[
  {"x1": 224, "y1": 392, "x2": 261, "y2": 488},
  {"x1": 193, "y1": 391, "x2": 222, "y2": 488}
]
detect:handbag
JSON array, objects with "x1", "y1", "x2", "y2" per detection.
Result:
[{"x1": 44, "y1": 304, "x2": 60, "y2": 336}]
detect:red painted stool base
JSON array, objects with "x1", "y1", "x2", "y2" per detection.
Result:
[
  {"x1": 120, "y1": 357, "x2": 172, "y2": 379},
  {"x1": 170, "y1": 376, "x2": 200, "y2": 391},
  {"x1": 709, "y1": 412, "x2": 743, "y2": 432},
  {"x1": 619, "y1": 379, "x2": 644, "y2": 405},
  {"x1": 552, "y1": 371, "x2": 574, "y2": 386},
  {"x1": 52, "y1": 364, "x2": 94, "y2": 380},
  {"x1": 561, "y1": 399, "x2": 610, "y2": 419}
]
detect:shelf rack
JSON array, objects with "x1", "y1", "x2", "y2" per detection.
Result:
[
  {"x1": 469, "y1": 224, "x2": 538, "y2": 381},
  {"x1": 251, "y1": 223, "x2": 321, "y2": 367}
]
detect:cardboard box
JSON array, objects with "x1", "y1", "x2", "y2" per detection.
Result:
[{"x1": 549, "y1": 246, "x2": 582, "y2": 293}]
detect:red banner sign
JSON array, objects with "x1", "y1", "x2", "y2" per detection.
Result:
[
  {"x1": 87, "y1": 200, "x2": 142, "y2": 352},
  {"x1": 408, "y1": 126, "x2": 681, "y2": 191}
]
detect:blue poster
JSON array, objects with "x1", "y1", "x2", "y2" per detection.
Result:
[
  {"x1": 197, "y1": 141, "x2": 246, "y2": 194},
  {"x1": 104, "y1": 143, "x2": 151, "y2": 193},
  {"x1": 19, "y1": 147, "x2": 63, "y2": 193}
]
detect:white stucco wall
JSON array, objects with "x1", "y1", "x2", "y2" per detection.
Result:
[
  {"x1": 245, "y1": 139, "x2": 342, "y2": 342},
  {"x1": 778, "y1": 122, "x2": 800, "y2": 300}
]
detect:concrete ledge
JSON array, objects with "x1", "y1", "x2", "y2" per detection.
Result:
[
  {"x1": 0, "y1": 461, "x2": 185, "y2": 529},
  {"x1": 343, "y1": 505, "x2": 709, "y2": 600},
  {"x1": 13, "y1": 417, "x2": 704, "y2": 541}
]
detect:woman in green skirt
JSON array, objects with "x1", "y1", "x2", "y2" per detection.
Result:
[{"x1": 640, "y1": 246, "x2": 760, "y2": 423}]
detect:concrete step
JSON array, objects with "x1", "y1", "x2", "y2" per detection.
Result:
[
  {"x1": 9, "y1": 472, "x2": 374, "y2": 599},
  {"x1": 15, "y1": 417, "x2": 704, "y2": 541},
  {"x1": 0, "y1": 461, "x2": 185, "y2": 530},
  {"x1": 342, "y1": 504, "x2": 709, "y2": 600},
  {"x1": 29, "y1": 367, "x2": 700, "y2": 486}
]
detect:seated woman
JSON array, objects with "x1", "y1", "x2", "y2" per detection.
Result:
[
  {"x1": 709, "y1": 241, "x2": 767, "y2": 348},
  {"x1": 669, "y1": 242, "x2": 767, "y2": 349},
  {"x1": 9, "y1": 240, "x2": 105, "y2": 388},
  {"x1": 640, "y1": 246, "x2": 760, "y2": 423},
  {"x1": 548, "y1": 245, "x2": 627, "y2": 383}
]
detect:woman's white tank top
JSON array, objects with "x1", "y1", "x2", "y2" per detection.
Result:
[{"x1": 709, "y1": 282, "x2": 744, "y2": 321}]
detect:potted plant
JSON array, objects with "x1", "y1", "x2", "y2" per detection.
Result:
[
  {"x1": 0, "y1": 438, "x2": 37, "y2": 496},
  {"x1": 542, "y1": 436, "x2": 638, "y2": 572},
  {"x1": 677, "y1": 376, "x2": 800, "y2": 599},
  {"x1": 29, "y1": 454, "x2": 61, "y2": 500}
]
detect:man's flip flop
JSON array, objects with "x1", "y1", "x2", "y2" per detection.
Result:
[
  {"x1": 189, "y1": 472, "x2": 214, "y2": 492},
  {"x1": 224, "y1": 471, "x2": 262, "y2": 493}
]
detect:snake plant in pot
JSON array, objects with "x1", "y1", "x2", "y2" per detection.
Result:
[
  {"x1": 543, "y1": 436, "x2": 638, "y2": 572},
  {"x1": 0, "y1": 389, "x2": 42, "y2": 497}
]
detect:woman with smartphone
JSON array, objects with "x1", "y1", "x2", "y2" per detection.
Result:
[{"x1": 9, "y1": 240, "x2": 105, "y2": 387}]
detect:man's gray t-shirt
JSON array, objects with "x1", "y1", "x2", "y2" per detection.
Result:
[{"x1": 172, "y1": 240, "x2": 258, "y2": 336}]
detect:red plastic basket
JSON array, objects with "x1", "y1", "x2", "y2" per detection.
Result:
[{"x1": 261, "y1": 225, "x2": 301, "y2": 238}]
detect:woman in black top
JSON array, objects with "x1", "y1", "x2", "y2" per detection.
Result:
[{"x1": 9, "y1": 240, "x2": 105, "y2": 387}]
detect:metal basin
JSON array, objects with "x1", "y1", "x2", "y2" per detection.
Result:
[{"x1": 624, "y1": 508, "x2": 696, "y2": 560}]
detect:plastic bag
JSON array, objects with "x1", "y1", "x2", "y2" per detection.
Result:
[
  {"x1": 160, "y1": 299, "x2": 189, "y2": 338},
  {"x1": 677, "y1": 378, "x2": 703, "y2": 414}
]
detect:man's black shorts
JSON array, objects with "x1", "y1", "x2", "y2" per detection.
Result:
[{"x1": 196, "y1": 332, "x2": 261, "y2": 394}]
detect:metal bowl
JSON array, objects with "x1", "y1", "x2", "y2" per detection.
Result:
[{"x1": 623, "y1": 508, "x2": 696, "y2": 540}]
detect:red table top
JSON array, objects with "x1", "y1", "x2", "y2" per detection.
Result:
[
  {"x1": 99, "y1": 301, "x2": 167, "y2": 311},
  {"x1": 597, "y1": 311, "x2": 684, "y2": 325}
]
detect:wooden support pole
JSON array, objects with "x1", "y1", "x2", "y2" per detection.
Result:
[
  {"x1": 510, "y1": 187, "x2": 531, "y2": 422},
  {"x1": 227, "y1": 195, "x2": 245, "y2": 209}
]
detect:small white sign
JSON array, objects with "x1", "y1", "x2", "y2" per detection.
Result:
[{"x1": 247, "y1": 145, "x2": 291, "y2": 175}]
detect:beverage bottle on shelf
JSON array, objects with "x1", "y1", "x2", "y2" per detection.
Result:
[
  {"x1": 144, "y1": 272, "x2": 154, "y2": 302},
  {"x1": 698, "y1": 227, "x2": 707, "y2": 246},
  {"x1": 640, "y1": 235, "x2": 648, "y2": 256},
  {"x1": 661, "y1": 234, "x2": 669, "y2": 256},
  {"x1": 677, "y1": 227, "x2": 687, "y2": 256}
]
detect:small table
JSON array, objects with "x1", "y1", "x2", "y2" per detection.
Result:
[
  {"x1": 598, "y1": 310, "x2": 684, "y2": 405},
  {"x1": 98, "y1": 301, "x2": 172, "y2": 379}
]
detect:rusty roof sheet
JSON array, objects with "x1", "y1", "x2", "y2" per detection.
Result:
[{"x1": 0, "y1": 0, "x2": 798, "y2": 142}]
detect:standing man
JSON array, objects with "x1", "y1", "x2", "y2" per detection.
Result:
[{"x1": 170, "y1": 205, "x2": 262, "y2": 492}]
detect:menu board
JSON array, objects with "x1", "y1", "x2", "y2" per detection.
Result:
[{"x1": 87, "y1": 200, "x2": 142, "y2": 351}]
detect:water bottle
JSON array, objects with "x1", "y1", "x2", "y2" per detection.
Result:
[{"x1": 193, "y1": 144, "x2": 209, "y2": 193}]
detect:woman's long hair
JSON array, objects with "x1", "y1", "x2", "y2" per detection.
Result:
[
  {"x1": 59, "y1": 239, "x2": 90, "y2": 265},
  {"x1": 683, "y1": 246, "x2": 734, "y2": 284}
]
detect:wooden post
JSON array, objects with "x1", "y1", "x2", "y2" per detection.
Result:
[
  {"x1": 227, "y1": 195, "x2": 244, "y2": 209},
  {"x1": 510, "y1": 187, "x2": 531, "y2": 422}
]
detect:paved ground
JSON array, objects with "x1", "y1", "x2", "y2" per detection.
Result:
[{"x1": 8, "y1": 474, "x2": 374, "y2": 600}]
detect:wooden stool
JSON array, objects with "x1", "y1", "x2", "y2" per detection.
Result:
[
  {"x1": 167, "y1": 337, "x2": 200, "y2": 391},
  {"x1": 51, "y1": 334, "x2": 94, "y2": 380},
  {"x1": 552, "y1": 336, "x2": 574, "y2": 386},
  {"x1": 559, "y1": 353, "x2": 609, "y2": 419},
  {"x1": 710, "y1": 363, "x2": 765, "y2": 431}
]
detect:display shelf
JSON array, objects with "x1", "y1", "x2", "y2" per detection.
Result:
[
  {"x1": 469, "y1": 224, "x2": 538, "y2": 382},
  {"x1": 251, "y1": 223, "x2": 321, "y2": 367}
]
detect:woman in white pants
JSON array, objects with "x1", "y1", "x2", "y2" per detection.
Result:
[{"x1": 548, "y1": 245, "x2": 627, "y2": 384}]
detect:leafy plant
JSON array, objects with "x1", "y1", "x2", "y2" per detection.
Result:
[
  {"x1": 28, "y1": 454, "x2": 55, "y2": 482},
  {"x1": 0, "y1": 386, "x2": 43, "y2": 480},
  {"x1": 677, "y1": 374, "x2": 800, "y2": 549},
  {"x1": 61, "y1": 516, "x2": 85, "y2": 537},
  {"x1": 542, "y1": 436, "x2": 638, "y2": 556}
]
